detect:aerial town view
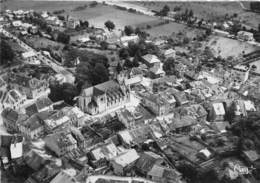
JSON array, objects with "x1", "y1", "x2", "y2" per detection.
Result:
[{"x1": 1, "y1": 0, "x2": 260, "y2": 182}]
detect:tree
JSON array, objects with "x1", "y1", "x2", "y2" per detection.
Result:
[
  {"x1": 49, "y1": 82, "x2": 79, "y2": 105},
  {"x1": 250, "y1": 2, "x2": 260, "y2": 12},
  {"x1": 173, "y1": 6, "x2": 181, "y2": 12},
  {"x1": 57, "y1": 32, "x2": 70, "y2": 44},
  {"x1": 183, "y1": 37, "x2": 190, "y2": 44},
  {"x1": 189, "y1": 9, "x2": 194, "y2": 17},
  {"x1": 0, "y1": 40, "x2": 14, "y2": 65},
  {"x1": 162, "y1": 5, "x2": 170, "y2": 14},
  {"x1": 116, "y1": 63, "x2": 123, "y2": 73},
  {"x1": 100, "y1": 41, "x2": 108, "y2": 50},
  {"x1": 46, "y1": 26, "x2": 52, "y2": 34},
  {"x1": 57, "y1": 15, "x2": 65, "y2": 21},
  {"x1": 92, "y1": 63, "x2": 109, "y2": 85},
  {"x1": 104, "y1": 20, "x2": 115, "y2": 31},
  {"x1": 124, "y1": 25, "x2": 134, "y2": 36},
  {"x1": 163, "y1": 57, "x2": 176, "y2": 75},
  {"x1": 205, "y1": 28, "x2": 212, "y2": 36},
  {"x1": 119, "y1": 48, "x2": 129, "y2": 59},
  {"x1": 89, "y1": 1, "x2": 98, "y2": 7},
  {"x1": 75, "y1": 50, "x2": 109, "y2": 89},
  {"x1": 80, "y1": 20, "x2": 89, "y2": 28},
  {"x1": 132, "y1": 54, "x2": 140, "y2": 67},
  {"x1": 157, "y1": 5, "x2": 170, "y2": 16},
  {"x1": 124, "y1": 59, "x2": 133, "y2": 68}
]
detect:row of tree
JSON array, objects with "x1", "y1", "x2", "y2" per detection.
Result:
[{"x1": 0, "y1": 39, "x2": 14, "y2": 66}]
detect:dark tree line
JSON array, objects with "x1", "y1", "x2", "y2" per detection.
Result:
[
  {"x1": 250, "y1": 2, "x2": 260, "y2": 12},
  {"x1": 49, "y1": 82, "x2": 79, "y2": 105},
  {"x1": 0, "y1": 39, "x2": 14, "y2": 65}
]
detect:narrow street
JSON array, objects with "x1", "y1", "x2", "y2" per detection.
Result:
[{"x1": 0, "y1": 28, "x2": 75, "y2": 83}]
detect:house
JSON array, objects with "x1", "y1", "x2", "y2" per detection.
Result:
[
  {"x1": 118, "y1": 130, "x2": 134, "y2": 146},
  {"x1": 117, "y1": 68, "x2": 143, "y2": 86},
  {"x1": 50, "y1": 170, "x2": 78, "y2": 183},
  {"x1": 237, "y1": 31, "x2": 255, "y2": 42},
  {"x1": 90, "y1": 142, "x2": 121, "y2": 161},
  {"x1": 142, "y1": 54, "x2": 161, "y2": 68},
  {"x1": 170, "y1": 115, "x2": 197, "y2": 133},
  {"x1": 171, "y1": 90, "x2": 189, "y2": 106},
  {"x1": 12, "y1": 20, "x2": 22, "y2": 27},
  {"x1": 1, "y1": 108, "x2": 28, "y2": 133},
  {"x1": 25, "y1": 97, "x2": 53, "y2": 116},
  {"x1": 116, "y1": 109, "x2": 135, "y2": 128},
  {"x1": 44, "y1": 131, "x2": 77, "y2": 157},
  {"x1": 61, "y1": 106, "x2": 85, "y2": 127},
  {"x1": 110, "y1": 149, "x2": 140, "y2": 175},
  {"x1": 24, "y1": 149, "x2": 52, "y2": 171},
  {"x1": 0, "y1": 135, "x2": 24, "y2": 164},
  {"x1": 0, "y1": 89, "x2": 27, "y2": 111},
  {"x1": 186, "y1": 104, "x2": 208, "y2": 121},
  {"x1": 9, "y1": 73, "x2": 50, "y2": 99},
  {"x1": 231, "y1": 100, "x2": 247, "y2": 119},
  {"x1": 10, "y1": 135, "x2": 23, "y2": 160},
  {"x1": 28, "y1": 26, "x2": 38, "y2": 34},
  {"x1": 78, "y1": 80, "x2": 130, "y2": 115},
  {"x1": 25, "y1": 164, "x2": 60, "y2": 183},
  {"x1": 147, "y1": 164, "x2": 182, "y2": 183},
  {"x1": 44, "y1": 110, "x2": 71, "y2": 132},
  {"x1": 141, "y1": 93, "x2": 171, "y2": 116},
  {"x1": 149, "y1": 63, "x2": 165, "y2": 79},
  {"x1": 67, "y1": 16, "x2": 80, "y2": 29},
  {"x1": 209, "y1": 102, "x2": 226, "y2": 122},
  {"x1": 22, "y1": 51, "x2": 37, "y2": 60},
  {"x1": 197, "y1": 71, "x2": 222, "y2": 85},
  {"x1": 163, "y1": 48, "x2": 176, "y2": 58},
  {"x1": 243, "y1": 100, "x2": 257, "y2": 114},
  {"x1": 242, "y1": 150, "x2": 260, "y2": 165},
  {"x1": 0, "y1": 77, "x2": 7, "y2": 90},
  {"x1": 18, "y1": 111, "x2": 51, "y2": 139},
  {"x1": 120, "y1": 35, "x2": 139, "y2": 47},
  {"x1": 135, "y1": 151, "x2": 164, "y2": 176}
]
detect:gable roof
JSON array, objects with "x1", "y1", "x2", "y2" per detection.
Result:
[
  {"x1": 82, "y1": 80, "x2": 121, "y2": 97},
  {"x1": 112, "y1": 149, "x2": 139, "y2": 167},
  {"x1": 212, "y1": 103, "x2": 225, "y2": 115},
  {"x1": 135, "y1": 151, "x2": 163, "y2": 173},
  {"x1": 142, "y1": 54, "x2": 161, "y2": 64},
  {"x1": 50, "y1": 170, "x2": 77, "y2": 183},
  {"x1": 148, "y1": 164, "x2": 181, "y2": 180}
]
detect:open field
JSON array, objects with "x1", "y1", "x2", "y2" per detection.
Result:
[
  {"x1": 26, "y1": 36, "x2": 63, "y2": 50},
  {"x1": 129, "y1": 1, "x2": 260, "y2": 29},
  {"x1": 207, "y1": 36, "x2": 260, "y2": 59},
  {"x1": 146, "y1": 22, "x2": 202, "y2": 38},
  {"x1": 1, "y1": 1, "x2": 160, "y2": 29},
  {"x1": 1, "y1": 0, "x2": 89, "y2": 12}
]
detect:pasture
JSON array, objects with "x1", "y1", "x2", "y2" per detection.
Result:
[{"x1": 207, "y1": 36, "x2": 260, "y2": 59}]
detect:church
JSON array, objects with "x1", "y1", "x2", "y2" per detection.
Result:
[{"x1": 78, "y1": 80, "x2": 130, "y2": 115}]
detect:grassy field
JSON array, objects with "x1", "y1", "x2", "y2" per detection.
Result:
[
  {"x1": 146, "y1": 22, "x2": 202, "y2": 38},
  {"x1": 26, "y1": 36, "x2": 63, "y2": 50},
  {"x1": 129, "y1": 1, "x2": 260, "y2": 29},
  {"x1": 1, "y1": 0, "x2": 160, "y2": 29},
  {"x1": 207, "y1": 36, "x2": 260, "y2": 59}
]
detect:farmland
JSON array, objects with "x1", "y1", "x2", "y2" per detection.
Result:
[
  {"x1": 129, "y1": 1, "x2": 260, "y2": 29},
  {"x1": 1, "y1": 0, "x2": 161, "y2": 29},
  {"x1": 146, "y1": 22, "x2": 202, "y2": 38}
]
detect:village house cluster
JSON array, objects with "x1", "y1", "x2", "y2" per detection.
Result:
[{"x1": 1, "y1": 3, "x2": 260, "y2": 183}]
